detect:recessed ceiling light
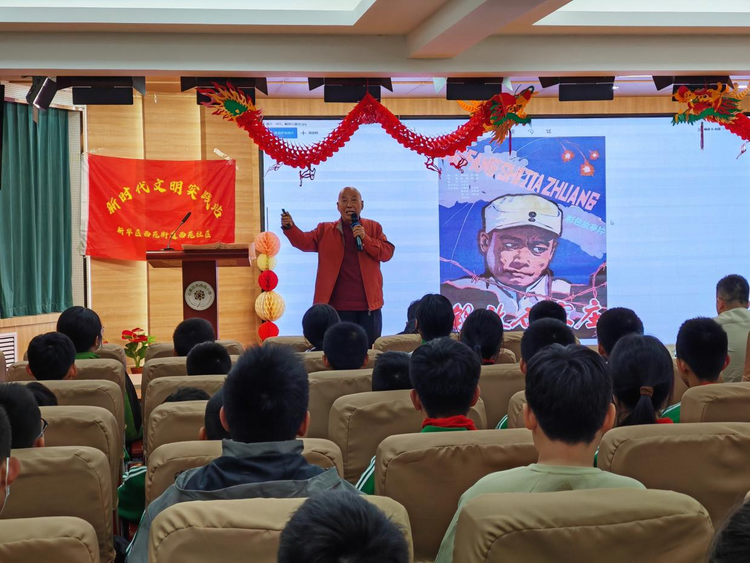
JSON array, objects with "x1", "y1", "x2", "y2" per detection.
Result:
[{"x1": 612, "y1": 86, "x2": 620, "y2": 90}]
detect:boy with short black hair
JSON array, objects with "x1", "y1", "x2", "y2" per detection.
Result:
[
  {"x1": 528, "y1": 300, "x2": 567, "y2": 325},
  {"x1": 56, "y1": 306, "x2": 104, "y2": 359},
  {"x1": 435, "y1": 345, "x2": 645, "y2": 563},
  {"x1": 323, "y1": 321, "x2": 369, "y2": 370},
  {"x1": 173, "y1": 318, "x2": 216, "y2": 357},
  {"x1": 371, "y1": 351, "x2": 411, "y2": 392},
  {"x1": 415, "y1": 294, "x2": 455, "y2": 342},
  {"x1": 0, "y1": 384, "x2": 45, "y2": 449},
  {"x1": 164, "y1": 387, "x2": 211, "y2": 403},
  {"x1": 26, "y1": 332, "x2": 77, "y2": 381},
  {"x1": 127, "y1": 344, "x2": 355, "y2": 563},
  {"x1": 26, "y1": 382, "x2": 58, "y2": 407},
  {"x1": 356, "y1": 337, "x2": 480, "y2": 494},
  {"x1": 596, "y1": 307, "x2": 644, "y2": 358},
  {"x1": 200, "y1": 388, "x2": 230, "y2": 441},
  {"x1": 186, "y1": 342, "x2": 232, "y2": 376},
  {"x1": 278, "y1": 491, "x2": 409, "y2": 563},
  {"x1": 662, "y1": 317, "x2": 730, "y2": 423},
  {"x1": 302, "y1": 304, "x2": 341, "y2": 351}
]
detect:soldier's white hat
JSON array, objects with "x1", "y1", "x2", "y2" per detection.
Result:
[{"x1": 483, "y1": 194, "x2": 562, "y2": 236}]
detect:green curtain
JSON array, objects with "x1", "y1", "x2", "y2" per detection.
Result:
[{"x1": 0, "y1": 103, "x2": 72, "y2": 318}]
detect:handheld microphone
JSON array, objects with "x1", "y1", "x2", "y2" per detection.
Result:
[
  {"x1": 163, "y1": 211, "x2": 192, "y2": 250},
  {"x1": 350, "y1": 213, "x2": 363, "y2": 252},
  {"x1": 281, "y1": 208, "x2": 292, "y2": 231}
]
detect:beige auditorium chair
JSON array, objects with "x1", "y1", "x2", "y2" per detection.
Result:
[
  {"x1": 145, "y1": 401, "x2": 206, "y2": 460},
  {"x1": 41, "y1": 405, "x2": 122, "y2": 505},
  {"x1": 145, "y1": 438, "x2": 344, "y2": 505},
  {"x1": 22, "y1": 343, "x2": 126, "y2": 368},
  {"x1": 300, "y1": 349, "x2": 381, "y2": 374},
  {"x1": 262, "y1": 335, "x2": 311, "y2": 351},
  {"x1": 8, "y1": 359, "x2": 127, "y2": 403},
  {"x1": 144, "y1": 340, "x2": 244, "y2": 364},
  {"x1": 0, "y1": 516, "x2": 101, "y2": 563},
  {"x1": 373, "y1": 333, "x2": 422, "y2": 353},
  {"x1": 0, "y1": 446, "x2": 113, "y2": 563},
  {"x1": 18, "y1": 379, "x2": 124, "y2": 439},
  {"x1": 681, "y1": 382, "x2": 750, "y2": 423},
  {"x1": 307, "y1": 369, "x2": 373, "y2": 439},
  {"x1": 149, "y1": 496, "x2": 413, "y2": 563},
  {"x1": 506, "y1": 390, "x2": 527, "y2": 429},
  {"x1": 376, "y1": 429, "x2": 537, "y2": 562},
  {"x1": 329, "y1": 389, "x2": 487, "y2": 483},
  {"x1": 599, "y1": 422, "x2": 750, "y2": 526},
  {"x1": 141, "y1": 356, "x2": 237, "y2": 395},
  {"x1": 502, "y1": 331, "x2": 523, "y2": 362},
  {"x1": 0, "y1": 349, "x2": 6, "y2": 382},
  {"x1": 143, "y1": 374, "x2": 226, "y2": 429},
  {"x1": 479, "y1": 364, "x2": 524, "y2": 428},
  {"x1": 453, "y1": 489, "x2": 713, "y2": 563}
]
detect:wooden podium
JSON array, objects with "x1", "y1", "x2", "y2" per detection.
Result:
[{"x1": 146, "y1": 246, "x2": 251, "y2": 337}]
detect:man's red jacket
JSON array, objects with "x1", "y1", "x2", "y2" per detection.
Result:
[{"x1": 283, "y1": 218, "x2": 395, "y2": 311}]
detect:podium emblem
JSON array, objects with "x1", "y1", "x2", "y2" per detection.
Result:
[{"x1": 185, "y1": 281, "x2": 216, "y2": 311}]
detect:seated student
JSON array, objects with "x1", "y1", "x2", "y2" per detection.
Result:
[
  {"x1": 416, "y1": 294, "x2": 455, "y2": 343},
  {"x1": 164, "y1": 387, "x2": 211, "y2": 402},
  {"x1": 57, "y1": 306, "x2": 142, "y2": 443},
  {"x1": 435, "y1": 345, "x2": 645, "y2": 563},
  {"x1": 528, "y1": 300, "x2": 567, "y2": 325},
  {"x1": 710, "y1": 498, "x2": 750, "y2": 563},
  {"x1": 26, "y1": 382, "x2": 58, "y2": 407},
  {"x1": 398, "y1": 299, "x2": 420, "y2": 335},
  {"x1": 278, "y1": 491, "x2": 410, "y2": 563},
  {"x1": 0, "y1": 384, "x2": 45, "y2": 448},
  {"x1": 496, "y1": 318, "x2": 576, "y2": 428},
  {"x1": 371, "y1": 351, "x2": 411, "y2": 392},
  {"x1": 302, "y1": 304, "x2": 341, "y2": 352},
  {"x1": 173, "y1": 318, "x2": 216, "y2": 357},
  {"x1": 323, "y1": 322, "x2": 369, "y2": 371},
  {"x1": 26, "y1": 332, "x2": 77, "y2": 381},
  {"x1": 0, "y1": 407, "x2": 21, "y2": 514},
  {"x1": 126, "y1": 344, "x2": 356, "y2": 563},
  {"x1": 662, "y1": 317, "x2": 729, "y2": 423},
  {"x1": 596, "y1": 307, "x2": 644, "y2": 359},
  {"x1": 199, "y1": 388, "x2": 230, "y2": 441},
  {"x1": 610, "y1": 333, "x2": 674, "y2": 426},
  {"x1": 357, "y1": 337, "x2": 480, "y2": 494},
  {"x1": 186, "y1": 342, "x2": 232, "y2": 376},
  {"x1": 460, "y1": 308, "x2": 504, "y2": 365}
]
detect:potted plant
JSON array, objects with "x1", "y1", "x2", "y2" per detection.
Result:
[{"x1": 122, "y1": 328, "x2": 155, "y2": 374}]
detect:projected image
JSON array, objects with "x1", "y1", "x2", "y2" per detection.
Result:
[{"x1": 439, "y1": 136, "x2": 607, "y2": 338}]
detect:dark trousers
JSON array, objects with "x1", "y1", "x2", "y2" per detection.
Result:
[{"x1": 337, "y1": 309, "x2": 382, "y2": 348}]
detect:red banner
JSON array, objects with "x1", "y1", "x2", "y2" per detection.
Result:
[{"x1": 84, "y1": 154, "x2": 235, "y2": 260}]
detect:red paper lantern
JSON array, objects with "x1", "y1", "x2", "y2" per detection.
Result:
[
  {"x1": 258, "y1": 270, "x2": 279, "y2": 291},
  {"x1": 258, "y1": 321, "x2": 279, "y2": 341}
]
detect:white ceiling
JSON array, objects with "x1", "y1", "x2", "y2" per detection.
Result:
[{"x1": 2, "y1": 0, "x2": 750, "y2": 97}]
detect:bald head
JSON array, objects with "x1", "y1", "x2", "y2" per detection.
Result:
[{"x1": 337, "y1": 187, "x2": 364, "y2": 224}]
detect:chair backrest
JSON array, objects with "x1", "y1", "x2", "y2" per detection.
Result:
[
  {"x1": 502, "y1": 331, "x2": 523, "y2": 362},
  {"x1": 145, "y1": 401, "x2": 206, "y2": 461},
  {"x1": 506, "y1": 390, "x2": 527, "y2": 429},
  {"x1": 599, "y1": 422, "x2": 750, "y2": 526},
  {"x1": 307, "y1": 369, "x2": 373, "y2": 439},
  {"x1": 148, "y1": 496, "x2": 413, "y2": 563},
  {"x1": 144, "y1": 339, "x2": 244, "y2": 364},
  {"x1": 300, "y1": 349, "x2": 381, "y2": 374},
  {"x1": 478, "y1": 364, "x2": 525, "y2": 428},
  {"x1": 328, "y1": 389, "x2": 487, "y2": 483},
  {"x1": 454, "y1": 489, "x2": 713, "y2": 563},
  {"x1": 376, "y1": 429, "x2": 537, "y2": 561},
  {"x1": 262, "y1": 336, "x2": 311, "y2": 352},
  {"x1": 0, "y1": 516, "x2": 101, "y2": 563},
  {"x1": 41, "y1": 405, "x2": 122, "y2": 505},
  {"x1": 1, "y1": 446, "x2": 113, "y2": 563},
  {"x1": 141, "y1": 356, "x2": 237, "y2": 396},
  {"x1": 145, "y1": 438, "x2": 345, "y2": 506},
  {"x1": 97, "y1": 344, "x2": 128, "y2": 369},
  {"x1": 681, "y1": 382, "x2": 750, "y2": 423},
  {"x1": 0, "y1": 349, "x2": 6, "y2": 382},
  {"x1": 17, "y1": 379, "x2": 124, "y2": 440},
  {"x1": 8, "y1": 359, "x2": 126, "y2": 401},
  {"x1": 373, "y1": 333, "x2": 421, "y2": 352},
  {"x1": 143, "y1": 375, "x2": 226, "y2": 433}
]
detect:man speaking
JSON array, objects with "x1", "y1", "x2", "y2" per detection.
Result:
[{"x1": 281, "y1": 187, "x2": 395, "y2": 347}]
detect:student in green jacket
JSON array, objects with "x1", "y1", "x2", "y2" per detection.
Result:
[
  {"x1": 496, "y1": 318, "x2": 576, "y2": 429},
  {"x1": 662, "y1": 317, "x2": 730, "y2": 423},
  {"x1": 57, "y1": 306, "x2": 142, "y2": 443},
  {"x1": 356, "y1": 337, "x2": 481, "y2": 494},
  {"x1": 436, "y1": 345, "x2": 645, "y2": 563}
]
